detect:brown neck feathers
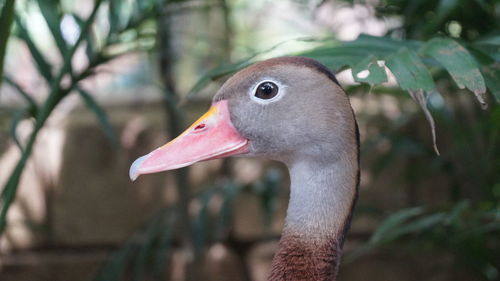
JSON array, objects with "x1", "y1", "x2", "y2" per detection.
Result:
[{"x1": 268, "y1": 232, "x2": 341, "y2": 281}]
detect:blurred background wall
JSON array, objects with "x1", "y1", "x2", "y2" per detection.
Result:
[{"x1": 0, "y1": 0, "x2": 498, "y2": 280}]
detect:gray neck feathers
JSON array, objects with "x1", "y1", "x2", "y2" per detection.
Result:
[{"x1": 283, "y1": 154, "x2": 357, "y2": 240}]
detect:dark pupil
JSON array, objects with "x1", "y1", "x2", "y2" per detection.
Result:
[{"x1": 255, "y1": 82, "x2": 278, "y2": 99}]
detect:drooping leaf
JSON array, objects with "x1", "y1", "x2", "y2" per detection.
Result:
[
  {"x1": 420, "y1": 37, "x2": 487, "y2": 108},
  {"x1": 352, "y1": 55, "x2": 388, "y2": 85},
  {"x1": 385, "y1": 47, "x2": 436, "y2": 91},
  {"x1": 14, "y1": 15, "x2": 54, "y2": 82},
  {"x1": 408, "y1": 89, "x2": 440, "y2": 155},
  {"x1": 77, "y1": 87, "x2": 117, "y2": 145}
]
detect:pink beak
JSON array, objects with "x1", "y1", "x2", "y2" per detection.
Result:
[{"x1": 129, "y1": 100, "x2": 249, "y2": 181}]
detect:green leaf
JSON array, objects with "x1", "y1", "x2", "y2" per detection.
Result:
[
  {"x1": 370, "y1": 206, "x2": 425, "y2": 244},
  {"x1": 37, "y1": 0, "x2": 68, "y2": 55},
  {"x1": 14, "y1": 15, "x2": 54, "y2": 82},
  {"x1": 0, "y1": 0, "x2": 16, "y2": 86},
  {"x1": 3, "y1": 76, "x2": 38, "y2": 110},
  {"x1": 50, "y1": 0, "x2": 102, "y2": 89},
  {"x1": 352, "y1": 55, "x2": 388, "y2": 85},
  {"x1": 109, "y1": 0, "x2": 122, "y2": 32},
  {"x1": 344, "y1": 34, "x2": 422, "y2": 54},
  {"x1": 77, "y1": 88, "x2": 117, "y2": 145},
  {"x1": 299, "y1": 46, "x2": 367, "y2": 71},
  {"x1": 481, "y1": 62, "x2": 500, "y2": 103},
  {"x1": 389, "y1": 212, "x2": 446, "y2": 239},
  {"x1": 0, "y1": 128, "x2": 38, "y2": 233},
  {"x1": 385, "y1": 47, "x2": 436, "y2": 91},
  {"x1": 420, "y1": 37, "x2": 487, "y2": 108},
  {"x1": 71, "y1": 13, "x2": 97, "y2": 62}
]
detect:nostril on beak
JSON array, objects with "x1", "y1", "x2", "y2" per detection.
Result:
[{"x1": 194, "y1": 124, "x2": 206, "y2": 131}]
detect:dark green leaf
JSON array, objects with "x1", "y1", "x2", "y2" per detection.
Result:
[
  {"x1": 77, "y1": 88, "x2": 117, "y2": 145},
  {"x1": 385, "y1": 47, "x2": 436, "y2": 91},
  {"x1": 0, "y1": 0, "x2": 16, "y2": 86},
  {"x1": 0, "y1": 130, "x2": 37, "y2": 233},
  {"x1": 14, "y1": 15, "x2": 54, "y2": 82},
  {"x1": 108, "y1": 0, "x2": 131, "y2": 33},
  {"x1": 109, "y1": 0, "x2": 121, "y2": 32},
  {"x1": 3, "y1": 76, "x2": 38, "y2": 110},
  {"x1": 420, "y1": 37, "x2": 487, "y2": 108},
  {"x1": 37, "y1": 0, "x2": 67, "y2": 55},
  {"x1": 344, "y1": 34, "x2": 421, "y2": 54},
  {"x1": 352, "y1": 55, "x2": 388, "y2": 85},
  {"x1": 71, "y1": 13, "x2": 97, "y2": 62},
  {"x1": 52, "y1": 0, "x2": 102, "y2": 88}
]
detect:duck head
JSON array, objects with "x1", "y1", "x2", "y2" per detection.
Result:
[{"x1": 129, "y1": 56, "x2": 356, "y2": 180}]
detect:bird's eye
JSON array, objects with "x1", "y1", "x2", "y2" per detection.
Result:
[{"x1": 254, "y1": 81, "x2": 279, "y2": 100}]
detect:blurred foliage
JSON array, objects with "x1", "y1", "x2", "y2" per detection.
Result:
[
  {"x1": 371, "y1": 0, "x2": 499, "y2": 41},
  {"x1": 0, "y1": 0, "x2": 164, "y2": 233},
  {"x1": 94, "y1": 170, "x2": 282, "y2": 281}
]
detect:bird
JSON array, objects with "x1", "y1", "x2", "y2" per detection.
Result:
[{"x1": 129, "y1": 56, "x2": 360, "y2": 281}]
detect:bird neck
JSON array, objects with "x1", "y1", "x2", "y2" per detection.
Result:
[{"x1": 269, "y1": 154, "x2": 359, "y2": 281}]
